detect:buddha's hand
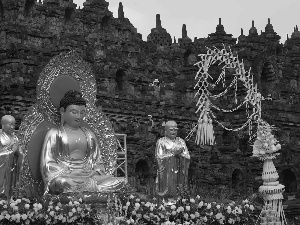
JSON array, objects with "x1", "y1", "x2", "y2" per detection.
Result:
[{"x1": 50, "y1": 177, "x2": 71, "y2": 194}]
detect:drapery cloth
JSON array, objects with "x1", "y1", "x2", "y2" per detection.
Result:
[
  {"x1": 155, "y1": 137, "x2": 190, "y2": 197},
  {"x1": 0, "y1": 131, "x2": 23, "y2": 198},
  {"x1": 40, "y1": 126, "x2": 125, "y2": 195}
]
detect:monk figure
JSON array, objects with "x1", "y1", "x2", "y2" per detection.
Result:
[
  {"x1": 0, "y1": 115, "x2": 23, "y2": 199},
  {"x1": 155, "y1": 121, "x2": 190, "y2": 199},
  {"x1": 40, "y1": 90, "x2": 126, "y2": 195}
]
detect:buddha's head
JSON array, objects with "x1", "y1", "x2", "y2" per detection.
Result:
[
  {"x1": 164, "y1": 120, "x2": 178, "y2": 140},
  {"x1": 1, "y1": 115, "x2": 16, "y2": 135},
  {"x1": 59, "y1": 90, "x2": 87, "y2": 129}
]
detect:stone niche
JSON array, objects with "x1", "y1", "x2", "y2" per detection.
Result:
[{"x1": 279, "y1": 168, "x2": 298, "y2": 198}]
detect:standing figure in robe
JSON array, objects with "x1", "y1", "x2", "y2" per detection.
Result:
[
  {"x1": 155, "y1": 121, "x2": 190, "y2": 199},
  {"x1": 40, "y1": 90, "x2": 126, "y2": 195},
  {"x1": 0, "y1": 115, "x2": 23, "y2": 199}
]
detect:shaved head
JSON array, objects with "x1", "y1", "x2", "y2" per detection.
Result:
[
  {"x1": 165, "y1": 120, "x2": 177, "y2": 129},
  {"x1": 1, "y1": 115, "x2": 16, "y2": 135},
  {"x1": 164, "y1": 120, "x2": 178, "y2": 140},
  {"x1": 1, "y1": 115, "x2": 15, "y2": 125}
]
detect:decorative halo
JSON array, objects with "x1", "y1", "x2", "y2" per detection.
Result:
[{"x1": 18, "y1": 51, "x2": 118, "y2": 194}]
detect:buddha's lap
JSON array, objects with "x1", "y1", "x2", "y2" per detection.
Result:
[{"x1": 59, "y1": 169, "x2": 123, "y2": 185}]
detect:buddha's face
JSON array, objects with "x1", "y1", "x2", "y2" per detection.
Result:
[
  {"x1": 165, "y1": 121, "x2": 178, "y2": 140},
  {"x1": 61, "y1": 105, "x2": 86, "y2": 128},
  {"x1": 1, "y1": 116, "x2": 16, "y2": 135}
]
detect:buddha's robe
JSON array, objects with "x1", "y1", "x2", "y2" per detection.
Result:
[
  {"x1": 155, "y1": 137, "x2": 190, "y2": 198},
  {"x1": 0, "y1": 130, "x2": 23, "y2": 198},
  {"x1": 40, "y1": 126, "x2": 126, "y2": 195}
]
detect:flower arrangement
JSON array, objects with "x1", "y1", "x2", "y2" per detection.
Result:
[
  {"x1": 0, "y1": 192, "x2": 258, "y2": 225},
  {"x1": 119, "y1": 194, "x2": 257, "y2": 225},
  {"x1": 252, "y1": 119, "x2": 281, "y2": 160}
]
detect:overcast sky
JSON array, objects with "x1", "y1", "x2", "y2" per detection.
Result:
[{"x1": 73, "y1": 0, "x2": 300, "y2": 43}]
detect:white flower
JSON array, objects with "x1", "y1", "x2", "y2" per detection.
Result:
[
  {"x1": 135, "y1": 198, "x2": 140, "y2": 202},
  {"x1": 237, "y1": 208, "x2": 242, "y2": 214},
  {"x1": 243, "y1": 199, "x2": 249, "y2": 204},
  {"x1": 68, "y1": 212, "x2": 73, "y2": 217},
  {"x1": 72, "y1": 208, "x2": 76, "y2": 213},
  {"x1": 171, "y1": 205, "x2": 176, "y2": 210},
  {"x1": 11, "y1": 215, "x2": 16, "y2": 221},
  {"x1": 55, "y1": 206, "x2": 60, "y2": 211},
  {"x1": 77, "y1": 207, "x2": 82, "y2": 212},
  {"x1": 207, "y1": 203, "x2": 211, "y2": 209},
  {"x1": 249, "y1": 205, "x2": 254, "y2": 211},
  {"x1": 13, "y1": 206, "x2": 19, "y2": 211},
  {"x1": 245, "y1": 204, "x2": 249, "y2": 208},
  {"x1": 216, "y1": 204, "x2": 220, "y2": 209},
  {"x1": 24, "y1": 204, "x2": 30, "y2": 209},
  {"x1": 183, "y1": 213, "x2": 189, "y2": 219},
  {"x1": 171, "y1": 211, "x2": 176, "y2": 215},
  {"x1": 150, "y1": 207, "x2": 154, "y2": 211},
  {"x1": 132, "y1": 210, "x2": 136, "y2": 215},
  {"x1": 196, "y1": 195, "x2": 200, "y2": 199},
  {"x1": 16, "y1": 199, "x2": 21, "y2": 203},
  {"x1": 215, "y1": 212, "x2": 223, "y2": 220},
  {"x1": 227, "y1": 206, "x2": 232, "y2": 214},
  {"x1": 186, "y1": 205, "x2": 190, "y2": 211},
  {"x1": 126, "y1": 202, "x2": 130, "y2": 206},
  {"x1": 135, "y1": 203, "x2": 140, "y2": 208},
  {"x1": 5, "y1": 214, "x2": 10, "y2": 220},
  {"x1": 0, "y1": 215, "x2": 3, "y2": 220},
  {"x1": 178, "y1": 206, "x2": 184, "y2": 212},
  {"x1": 129, "y1": 195, "x2": 134, "y2": 199},
  {"x1": 195, "y1": 212, "x2": 200, "y2": 218},
  {"x1": 182, "y1": 198, "x2": 186, "y2": 203},
  {"x1": 190, "y1": 214, "x2": 195, "y2": 219},
  {"x1": 10, "y1": 203, "x2": 15, "y2": 208},
  {"x1": 21, "y1": 214, "x2": 28, "y2": 220},
  {"x1": 190, "y1": 198, "x2": 195, "y2": 203},
  {"x1": 49, "y1": 211, "x2": 55, "y2": 217},
  {"x1": 203, "y1": 216, "x2": 207, "y2": 222},
  {"x1": 198, "y1": 201, "x2": 204, "y2": 208},
  {"x1": 228, "y1": 218, "x2": 235, "y2": 224}
]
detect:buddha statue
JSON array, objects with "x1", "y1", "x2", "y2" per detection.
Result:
[
  {"x1": 155, "y1": 121, "x2": 190, "y2": 199},
  {"x1": 0, "y1": 115, "x2": 23, "y2": 198},
  {"x1": 40, "y1": 90, "x2": 126, "y2": 195}
]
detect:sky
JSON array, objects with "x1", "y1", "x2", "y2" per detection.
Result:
[{"x1": 73, "y1": 0, "x2": 300, "y2": 43}]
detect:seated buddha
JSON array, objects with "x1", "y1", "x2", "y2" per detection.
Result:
[{"x1": 40, "y1": 90, "x2": 126, "y2": 195}]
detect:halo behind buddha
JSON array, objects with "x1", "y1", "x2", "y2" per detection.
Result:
[{"x1": 18, "y1": 51, "x2": 118, "y2": 196}]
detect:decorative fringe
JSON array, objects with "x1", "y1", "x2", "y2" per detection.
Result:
[
  {"x1": 195, "y1": 101, "x2": 214, "y2": 145},
  {"x1": 258, "y1": 159, "x2": 287, "y2": 225}
]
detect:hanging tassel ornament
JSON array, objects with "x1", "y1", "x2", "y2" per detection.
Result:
[{"x1": 195, "y1": 100, "x2": 215, "y2": 145}]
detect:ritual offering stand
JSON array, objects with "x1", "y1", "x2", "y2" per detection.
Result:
[{"x1": 252, "y1": 119, "x2": 287, "y2": 225}]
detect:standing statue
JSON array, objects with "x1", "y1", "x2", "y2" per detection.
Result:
[
  {"x1": 40, "y1": 90, "x2": 126, "y2": 195},
  {"x1": 155, "y1": 121, "x2": 190, "y2": 199},
  {"x1": 0, "y1": 115, "x2": 23, "y2": 199}
]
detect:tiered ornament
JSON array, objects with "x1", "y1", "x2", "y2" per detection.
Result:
[{"x1": 253, "y1": 119, "x2": 287, "y2": 225}]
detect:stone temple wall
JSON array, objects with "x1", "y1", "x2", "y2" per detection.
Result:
[{"x1": 1, "y1": 0, "x2": 300, "y2": 204}]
